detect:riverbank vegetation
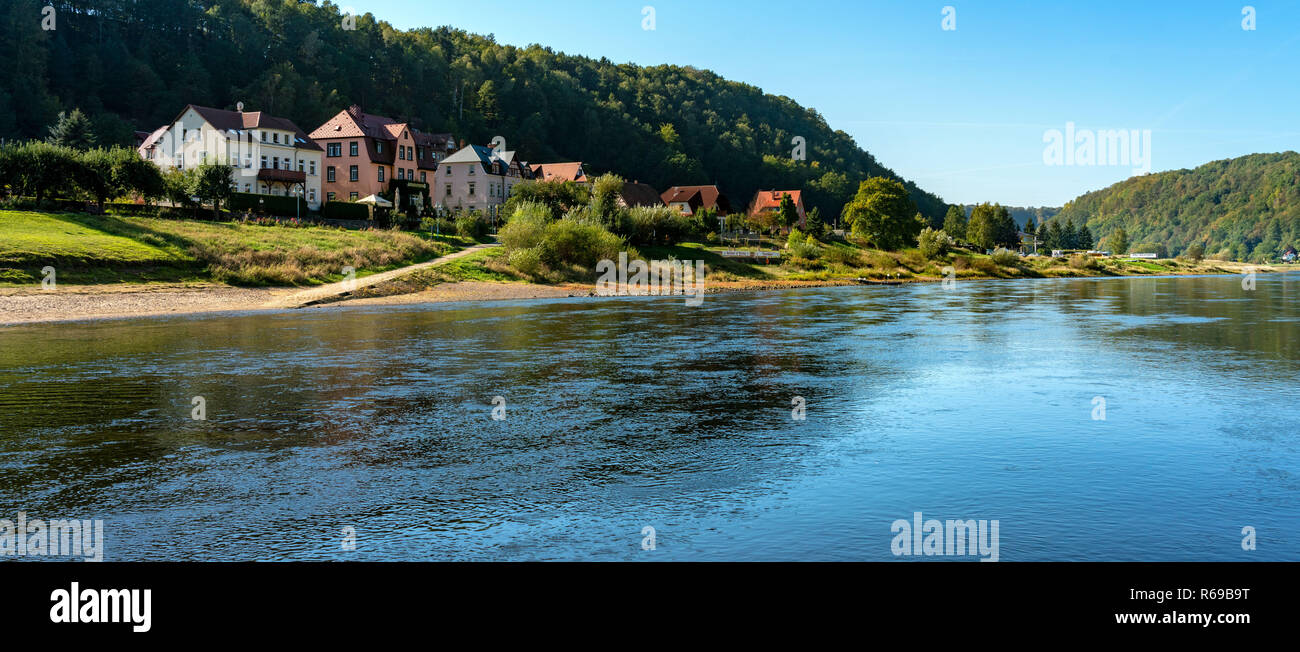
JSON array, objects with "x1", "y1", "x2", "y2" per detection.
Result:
[{"x1": 0, "y1": 210, "x2": 471, "y2": 286}]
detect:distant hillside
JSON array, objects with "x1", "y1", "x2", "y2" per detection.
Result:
[
  {"x1": 1053, "y1": 152, "x2": 1300, "y2": 261},
  {"x1": 0, "y1": 0, "x2": 948, "y2": 221}
]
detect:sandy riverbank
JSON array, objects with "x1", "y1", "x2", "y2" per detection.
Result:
[{"x1": 0, "y1": 265, "x2": 1287, "y2": 326}]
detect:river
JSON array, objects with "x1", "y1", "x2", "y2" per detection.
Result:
[{"x1": 1, "y1": 272, "x2": 1296, "y2": 560}]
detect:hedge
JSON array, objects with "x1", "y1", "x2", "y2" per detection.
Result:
[
  {"x1": 227, "y1": 192, "x2": 309, "y2": 216},
  {"x1": 322, "y1": 201, "x2": 370, "y2": 220}
]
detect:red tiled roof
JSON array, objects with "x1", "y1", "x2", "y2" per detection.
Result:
[
  {"x1": 749, "y1": 190, "x2": 803, "y2": 213},
  {"x1": 530, "y1": 162, "x2": 587, "y2": 183},
  {"x1": 661, "y1": 185, "x2": 728, "y2": 213}
]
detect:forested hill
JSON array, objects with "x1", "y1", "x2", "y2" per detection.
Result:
[
  {"x1": 1053, "y1": 152, "x2": 1300, "y2": 261},
  {"x1": 0, "y1": 0, "x2": 947, "y2": 220}
]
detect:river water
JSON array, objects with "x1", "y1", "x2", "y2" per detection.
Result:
[{"x1": 1, "y1": 272, "x2": 1296, "y2": 560}]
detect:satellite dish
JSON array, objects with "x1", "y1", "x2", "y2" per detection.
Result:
[{"x1": 236, "y1": 101, "x2": 245, "y2": 112}]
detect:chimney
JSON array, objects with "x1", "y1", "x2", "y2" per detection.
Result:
[{"x1": 347, "y1": 104, "x2": 362, "y2": 120}]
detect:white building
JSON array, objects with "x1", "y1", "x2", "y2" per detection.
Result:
[
  {"x1": 138, "y1": 104, "x2": 324, "y2": 210},
  {"x1": 433, "y1": 144, "x2": 536, "y2": 219}
]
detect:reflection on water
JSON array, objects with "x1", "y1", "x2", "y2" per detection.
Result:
[{"x1": 0, "y1": 272, "x2": 1297, "y2": 560}]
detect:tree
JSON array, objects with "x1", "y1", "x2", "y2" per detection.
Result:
[
  {"x1": 47, "y1": 109, "x2": 97, "y2": 150},
  {"x1": 475, "y1": 80, "x2": 501, "y2": 124},
  {"x1": 587, "y1": 173, "x2": 624, "y2": 227},
  {"x1": 1046, "y1": 220, "x2": 1064, "y2": 251},
  {"x1": 195, "y1": 162, "x2": 235, "y2": 217},
  {"x1": 9, "y1": 141, "x2": 80, "y2": 203},
  {"x1": 942, "y1": 205, "x2": 967, "y2": 241},
  {"x1": 1036, "y1": 221, "x2": 1050, "y2": 251},
  {"x1": 75, "y1": 147, "x2": 165, "y2": 210},
  {"x1": 917, "y1": 227, "x2": 951, "y2": 259},
  {"x1": 1061, "y1": 219, "x2": 1078, "y2": 250},
  {"x1": 992, "y1": 204, "x2": 1019, "y2": 249},
  {"x1": 1109, "y1": 227, "x2": 1130, "y2": 255},
  {"x1": 776, "y1": 192, "x2": 800, "y2": 231},
  {"x1": 1077, "y1": 225, "x2": 1094, "y2": 250},
  {"x1": 1023, "y1": 216, "x2": 1036, "y2": 235},
  {"x1": 1184, "y1": 243, "x2": 1205, "y2": 262},
  {"x1": 804, "y1": 206, "x2": 826, "y2": 240},
  {"x1": 841, "y1": 177, "x2": 921, "y2": 250}
]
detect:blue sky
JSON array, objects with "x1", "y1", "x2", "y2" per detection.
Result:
[{"x1": 342, "y1": 0, "x2": 1300, "y2": 207}]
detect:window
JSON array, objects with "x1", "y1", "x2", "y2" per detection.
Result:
[
  {"x1": 244, "y1": 184, "x2": 251, "y2": 193},
  {"x1": 260, "y1": 155, "x2": 267, "y2": 169},
  {"x1": 298, "y1": 160, "x2": 305, "y2": 173},
  {"x1": 327, "y1": 166, "x2": 336, "y2": 182},
  {"x1": 350, "y1": 142, "x2": 358, "y2": 157},
  {"x1": 420, "y1": 172, "x2": 426, "y2": 182},
  {"x1": 349, "y1": 166, "x2": 359, "y2": 182},
  {"x1": 308, "y1": 190, "x2": 316, "y2": 202},
  {"x1": 328, "y1": 192, "x2": 336, "y2": 201},
  {"x1": 273, "y1": 156, "x2": 280, "y2": 169},
  {"x1": 378, "y1": 167, "x2": 386, "y2": 182},
  {"x1": 468, "y1": 182, "x2": 476, "y2": 196},
  {"x1": 468, "y1": 165, "x2": 475, "y2": 175},
  {"x1": 261, "y1": 132, "x2": 267, "y2": 143},
  {"x1": 444, "y1": 184, "x2": 452, "y2": 197},
  {"x1": 349, "y1": 192, "x2": 359, "y2": 200},
  {"x1": 327, "y1": 143, "x2": 342, "y2": 157},
  {"x1": 375, "y1": 141, "x2": 384, "y2": 154},
  {"x1": 397, "y1": 168, "x2": 405, "y2": 180},
  {"x1": 309, "y1": 161, "x2": 316, "y2": 176},
  {"x1": 398, "y1": 146, "x2": 405, "y2": 161},
  {"x1": 273, "y1": 133, "x2": 280, "y2": 144}
]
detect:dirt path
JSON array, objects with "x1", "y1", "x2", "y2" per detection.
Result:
[{"x1": 260, "y1": 243, "x2": 500, "y2": 309}]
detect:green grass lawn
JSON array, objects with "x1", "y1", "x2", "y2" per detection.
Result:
[{"x1": 0, "y1": 210, "x2": 474, "y2": 286}]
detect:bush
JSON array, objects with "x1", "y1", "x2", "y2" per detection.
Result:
[
  {"x1": 228, "y1": 192, "x2": 310, "y2": 217},
  {"x1": 538, "y1": 218, "x2": 625, "y2": 269},
  {"x1": 1068, "y1": 253, "x2": 1100, "y2": 270},
  {"x1": 917, "y1": 227, "x2": 951, "y2": 259},
  {"x1": 508, "y1": 247, "x2": 544, "y2": 276},
  {"x1": 789, "y1": 241, "x2": 821, "y2": 260},
  {"x1": 499, "y1": 207, "x2": 548, "y2": 251},
  {"x1": 990, "y1": 248, "x2": 1020, "y2": 266},
  {"x1": 421, "y1": 216, "x2": 456, "y2": 234},
  {"x1": 455, "y1": 214, "x2": 489, "y2": 239},
  {"x1": 321, "y1": 201, "x2": 370, "y2": 220},
  {"x1": 786, "y1": 228, "x2": 807, "y2": 248}
]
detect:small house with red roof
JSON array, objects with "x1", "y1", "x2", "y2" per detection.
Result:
[
  {"x1": 661, "y1": 185, "x2": 730, "y2": 216},
  {"x1": 749, "y1": 190, "x2": 806, "y2": 228}
]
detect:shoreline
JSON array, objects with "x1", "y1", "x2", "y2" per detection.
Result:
[{"x1": 0, "y1": 264, "x2": 1288, "y2": 327}]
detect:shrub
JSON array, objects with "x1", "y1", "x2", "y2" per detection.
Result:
[
  {"x1": 499, "y1": 208, "x2": 548, "y2": 251},
  {"x1": 228, "y1": 192, "x2": 310, "y2": 216},
  {"x1": 455, "y1": 214, "x2": 489, "y2": 239},
  {"x1": 990, "y1": 248, "x2": 1020, "y2": 266},
  {"x1": 822, "y1": 246, "x2": 863, "y2": 267},
  {"x1": 789, "y1": 241, "x2": 821, "y2": 260},
  {"x1": 917, "y1": 227, "x2": 951, "y2": 259},
  {"x1": 1068, "y1": 253, "x2": 1100, "y2": 270},
  {"x1": 539, "y1": 218, "x2": 625, "y2": 269},
  {"x1": 508, "y1": 247, "x2": 544, "y2": 276},
  {"x1": 786, "y1": 228, "x2": 807, "y2": 249},
  {"x1": 322, "y1": 201, "x2": 370, "y2": 220}
]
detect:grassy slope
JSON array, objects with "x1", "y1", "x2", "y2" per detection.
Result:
[
  {"x1": 416, "y1": 238, "x2": 1262, "y2": 292},
  {"x1": 0, "y1": 210, "x2": 473, "y2": 286}
]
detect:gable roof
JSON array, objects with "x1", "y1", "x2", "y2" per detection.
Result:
[
  {"x1": 619, "y1": 182, "x2": 663, "y2": 208},
  {"x1": 750, "y1": 190, "x2": 804, "y2": 213},
  {"x1": 441, "y1": 144, "x2": 518, "y2": 175},
  {"x1": 184, "y1": 104, "x2": 321, "y2": 151},
  {"x1": 531, "y1": 162, "x2": 587, "y2": 183},
  {"x1": 661, "y1": 185, "x2": 728, "y2": 212}
]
